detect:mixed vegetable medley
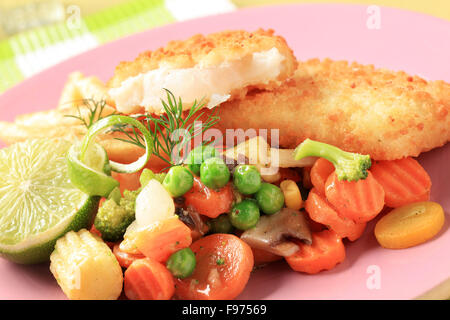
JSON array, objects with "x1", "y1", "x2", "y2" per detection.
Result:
[
  {"x1": 66, "y1": 137, "x2": 444, "y2": 300},
  {"x1": 0, "y1": 99, "x2": 445, "y2": 300}
]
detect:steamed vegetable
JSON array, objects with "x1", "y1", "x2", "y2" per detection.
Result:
[
  {"x1": 174, "y1": 234, "x2": 254, "y2": 300},
  {"x1": 285, "y1": 229, "x2": 345, "y2": 274},
  {"x1": 370, "y1": 157, "x2": 431, "y2": 208},
  {"x1": 162, "y1": 165, "x2": 194, "y2": 197},
  {"x1": 294, "y1": 139, "x2": 372, "y2": 182},
  {"x1": 325, "y1": 171, "x2": 385, "y2": 223},
  {"x1": 200, "y1": 157, "x2": 230, "y2": 189},
  {"x1": 255, "y1": 183, "x2": 285, "y2": 214},
  {"x1": 186, "y1": 145, "x2": 218, "y2": 175},
  {"x1": 279, "y1": 179, "x2": 303, "y2": 210},
  {"x1": 207, "y1": 214, "x2": 234, "y2": 234},
  {"x1": 305, "y1": 188, "x2": 366, "y2": 241},
  {"x1": 94, "y1": 189, "x2": 138, "y2": 242},
  {"x1": 166, "y1": 248, "x2": 197, "y2": 279},
  {"x1": 124, "y1": 257, "x2": 175, "y2": 300},
  {"x1": 375, "y1": 201, "x2": 444, "y2": 249},
  {"x1": 133, "y1": 216, "x2": 192, "y2": 263},
  {"x1": 184, "y1": 177, "x2": 233, "y2": 218},
  {"x1": 50, "y1": 229, "x2": 123, "y2": 300},
  {"x1": 229, "y1": 199, "x2": 260, "y2": 230},
  {"x1": 232, "y1": 165, "x2": 262, "y2": 195}
]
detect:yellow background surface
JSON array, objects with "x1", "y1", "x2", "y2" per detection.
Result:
[{"x1": 235, "y1": 0, "x2": 450, "y2": 21}]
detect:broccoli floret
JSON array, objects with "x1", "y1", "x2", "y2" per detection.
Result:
[
  {"x1": 294, "y1": 139, "x2": 372, "y2": 182},
  {"x1": 94, "y1": 189, "x2": 139, "y2": 242}
]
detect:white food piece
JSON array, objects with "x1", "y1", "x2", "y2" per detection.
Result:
[
  {"x1": 135, "y1": 179, "x2": 175, "y2": 228},
  {"x1": 109, "y1": 48, "x2": 285, "y2": 114}
]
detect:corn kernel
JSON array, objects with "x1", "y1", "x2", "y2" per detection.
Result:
[{"x1": 280, "y1": 180, "x2": 303, "y2": 210}]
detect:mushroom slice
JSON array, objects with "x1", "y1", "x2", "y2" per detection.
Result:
[{"x1": 241, "y1": 208, "x2": 312, "y2": 257}]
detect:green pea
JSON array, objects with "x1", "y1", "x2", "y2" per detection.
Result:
[
  {"x1": 229, "y1": 199, "x2": 260, "y2": 230},
  {"x1": 166, "y1": 248, "x2": 196, "y2": 279},
  {"x1": 200, "y1": 157, "x2": 230, "y2": 189},
  {"x1": 207, "y1": 214, "x2": 234, "y2": 234},
  {"x1": 255, "y1": 183, "x2": 285, "y2": 214},
  {"x1": 233, "y1": 165, "x2": 262, "y2": 195},
  {"x1": 162, "y1": 166, "x2": 194, "y2": 197},
  {"x1": 186, "y1": 145, "x2": 217, "y2": 175}
]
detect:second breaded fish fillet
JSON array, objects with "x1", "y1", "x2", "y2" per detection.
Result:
[
  {"x1": 212, "y1": 59, "x2": 450, "y2": 160},
  {"x1": 108, "y1": 29, "x2": 297, "y2": 115}
]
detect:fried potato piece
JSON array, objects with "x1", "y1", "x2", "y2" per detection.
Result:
[
  {"x1": 58, "y1": 71, "x2": 115, "y2": 109},
  {"x1": 107, "y1": 29, "x2": 297, "y2": 114},
  {"x1": 212, "y1": 59, "x2": 450, "y2": 160}
]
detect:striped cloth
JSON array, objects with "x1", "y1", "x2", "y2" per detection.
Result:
[{"x1": 0, "y1": 0, "x2": 236, "y2": 93}]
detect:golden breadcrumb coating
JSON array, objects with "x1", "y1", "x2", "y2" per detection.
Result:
[
  {"x1": 108, "y1": 29, "x2": 297, "y2": 89},
  {"x1": 211, "y1": 58, "x2": 450, "y2": 160}
]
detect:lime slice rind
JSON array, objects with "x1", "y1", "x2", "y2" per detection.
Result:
[
  {"x1": 80, "y1": 115, "x2": 153, "y2": 174},
  {"x1": 0, "y1": 195, "x2": 99, "y2": 264},
  {"x1": 67, "y1": 142, "x2": 119, "y2": 197}
]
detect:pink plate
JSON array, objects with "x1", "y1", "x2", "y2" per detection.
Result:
[{"x1": 0, "y1": 4, "x2": 449, "y2": 300}]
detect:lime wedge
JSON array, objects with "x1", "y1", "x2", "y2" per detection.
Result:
[
  {"x1": 0, "y1": 139, "x2": 100, "y2": 264},
  {"x1": 66, "y1": 142, "x2": 119, "y2": 197}
]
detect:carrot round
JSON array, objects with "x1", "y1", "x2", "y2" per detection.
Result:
[
  {"x1": 370, "y1": 157, "x2": 431, "y2": 208},
  {"x1": 113, "y1": 243, "x2": 145, "y2": 269},
  {"x1": 135, "y1": 216, "x2": 192, "y2": 263},
  {"x1": 310, "y1": 158, "x2": 335, "y2": 195},
  {"x1": 175, "y1": 234, "x2": 254, "y2": 300},
  {"x1": 306, "y1": 188, "x2": 366, "y2": 241},
  {"x1": 285, "y1": 229, "x2": 346, "y2": 274},
  {"x1": 184, "y1": 177, "x2": 233, "y2": 218},
  {"x1": 375, "y1": 201, "x2": 444, "y2": 249},
  {"x1": 124, "y1": 258, "x2": 175, "y2": 300},
  {"x1": 325, "y1": 171, "x2": 385, "y2": 223}
]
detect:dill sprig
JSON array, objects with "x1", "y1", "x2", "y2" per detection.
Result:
[
  {"x1": 64, "y1": 98, "x2": 116, "y2": 129},
  {"x1": 111, "y1": 89, "x2": 220, "y2": 167}
]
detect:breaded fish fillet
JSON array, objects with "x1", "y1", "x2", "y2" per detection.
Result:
[
  {"x1": 108, "y1": 29, "x2": 297, "y2": 115},
  {"x1": 212, "y1": 59, "x2": 450, "y2": 160}
]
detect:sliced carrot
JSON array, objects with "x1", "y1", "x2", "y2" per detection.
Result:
[
  {"x1": 306, "y1": 188, "x2": 366, "y2": 241},
  {"x1": 252, "y1": 247, "x2": 283, "y2": 266},
  {"x1": 184, "y1": 177, "x2": 233, "y2": 218},
  {"x1": 325, "y1": 171, "x2": 385, "y2": 223},
  {"x1": 310, "y1": 158, "x2": 335, "y2": 196},
  {"x1": 124, "y1": 258, "x2": 175, "y2": 300},
  {"x1": 370, "y1": 157, "x2": 431, "y2": 208},
  {"x1": 135, "y1": 216, "x2": 192, "y2": 263},
  {"x1": 112, "y1": 170, "x2": 142, "y2": 194},
  {"x1": 113, "y1": 243, "x2": 145, "y2": 269},
  {"x1": 375, "y1": 201, "x2": 445, "y2": 249},
  {"x1": 303, "y1": 213, "x2": 327, "y2": 233},
  {"x1": 175, "y1": 234, "x2": 254, "y2": 300},
  {"x1": 285, "y1": 229, "x2": 346, "y2": 274}
]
